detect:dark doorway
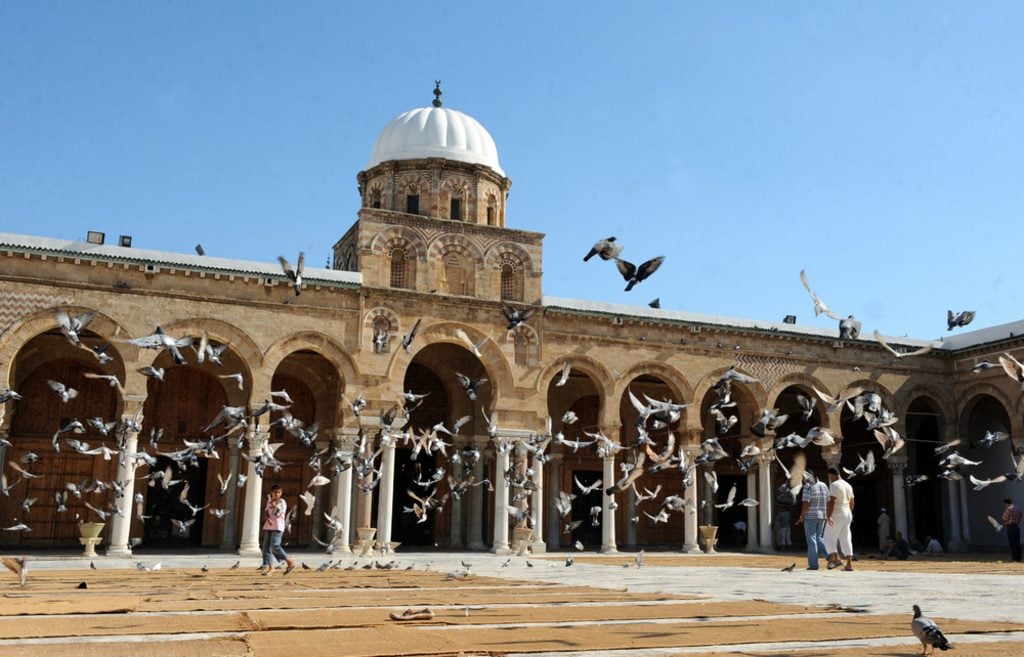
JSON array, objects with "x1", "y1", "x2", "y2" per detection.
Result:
[
  {"x1": 392, "y1": 447, "x2": 440, "y2": 546},
  {"x1": 713, "y1": 475, "x2": 748, "y2": 550},
  {"x1": 142, "y1": 456, "x2": 209, "y2": 546},
  {"x1": 569, "y1": 470, "x2": 603, "y2": 549}
]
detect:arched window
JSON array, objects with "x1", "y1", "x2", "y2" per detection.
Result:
[
  {"x1": 450, "y1": 197, "x2": 462, "y2": 221},
  {"x1": 500, "y1": 262, "x2": 522, "y2": 301},
  {"x1": 486, "y1": 195, "x2": 498, "y2": 226},
  {"x1": 444, "y1": 252, "x2": 468, "y2": 296},
  {"x1": 390, "y1": 247, "x2": 409, "y2": 289},
  {"x1": 372, "y1": 316, "x2": 391, "y2": 353},
  {"x1": 514, "y1": 332, "x2": 529, "y2": 366}
]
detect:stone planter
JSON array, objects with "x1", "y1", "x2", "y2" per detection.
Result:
[
  {"x1": 512, "y1": 527, "x2": 534, "y2": 556},
  {"x1": 78, "y1": 522, "x2": 106, "y2": 557},
  {"x1": 698, "y1": 525, "x2": 718, "y2": 554}
]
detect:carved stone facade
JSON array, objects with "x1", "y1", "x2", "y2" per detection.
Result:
[{"x1": 1, "y1": 100, "x2": 1022, "y2": 556}]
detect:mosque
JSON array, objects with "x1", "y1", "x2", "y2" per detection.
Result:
[{"x1": 0, "y1": 86, "x2": 1021, "y2": 558}]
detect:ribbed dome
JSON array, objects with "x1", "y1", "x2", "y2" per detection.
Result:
[{"x1": 366, "y1": 106, "x2": 504, "y2": 176}]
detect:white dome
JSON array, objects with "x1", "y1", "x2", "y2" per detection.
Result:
[{"x1": 366, "y1": 106, "x2": 504, "y2": 176}]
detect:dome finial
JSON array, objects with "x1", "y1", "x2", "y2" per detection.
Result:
[{"x1": 432, "y1": 80, "x2": 443, "y2": 107}]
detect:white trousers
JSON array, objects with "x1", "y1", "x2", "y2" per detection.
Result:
[{"x1": 823, "y1": 508, "x2": 853, "y2": 556}]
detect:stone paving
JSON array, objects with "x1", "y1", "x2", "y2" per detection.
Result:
[{"x1": 2, "y1": 549, "x2": 1022, "y2": 656}]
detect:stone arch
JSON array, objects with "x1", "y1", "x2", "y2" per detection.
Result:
[
  {"x1": 895, "y1": 383, "x2": 956, "y2": 429},
  {"x1": 956, "y1": 382, "x2": 1015, "y2": 439},
  {"x1": 536, "y1": 355, "x2": 616, "y2": 403},
  {"x1": 369, "y1": 226, "x2": 429, "y2": 262},
  {"x1": 383, "y1": 321, "x2": 514, "y2": 402},
  {"x1": 364, "y1": 307, "x2": 400, "y2": 353},
  {"x1": 692, "y1": 366, "x2": 768, "y2": 415},
  {"x1": 399, "y1": 174, "x2": 428, "y2": 196},
  {"x1": 426, "y1": 234, "x2": 485, "y2": 267},
  {"x1": 615, "y1": 361, "x2": 693, "y2": 407},
  {"x1": 159, "y1": 318, "x2": 263, "y2": 371},
  {"x1": 484, "y1": 241, "x2": 536, "y2": 275},
  {"x1": 846, "y1": 378, "x2": 897, "y2": 413},
  {"x1": 0, "y1": 306, "x2": 135, "y2": 389},
  {"x1": 260, "y1": 331, "x2": 358, "y2": 399},
  {"x1": 766, "y1": 372, "x2": 833, "y2": 430}
]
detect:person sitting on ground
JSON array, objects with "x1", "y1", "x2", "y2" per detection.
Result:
[
  {"x1": 882, "y1": 530, "x2": 910, "y2": 561},
  {"x1": 923, "y1": 535, "x2": 944, "y2": 554}
]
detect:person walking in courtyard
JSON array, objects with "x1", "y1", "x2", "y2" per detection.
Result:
[
  {"x1": 1002, "y1": 498, "x2": 1022, "y2": 562},
  {"x1": 876, "y1": 507, "x2": 891, "y2": 554},
  {"x1": 260, "y1": 485, "x2": 295, "y2": 575},
  {"x1": 796, "y1": 471, "x2": 829, "y2": 569},
  {"x1": 823, "y1": 467, "x2": 856, "y2": 571}
]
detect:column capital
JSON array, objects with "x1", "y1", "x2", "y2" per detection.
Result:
[{"x1": 887, "y1": 456, "x2": 908, "y2": 475}]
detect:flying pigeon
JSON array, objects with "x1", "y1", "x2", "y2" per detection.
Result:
[
  {"x1": 615, "y1": 256, "x2": 665, "y2": 292},
  {"x1": 278, "y1": 252, "x2": 304, "y2": 296},
  {"x1": 583, "y1": 236, "x2": 622, "y2": 262}
]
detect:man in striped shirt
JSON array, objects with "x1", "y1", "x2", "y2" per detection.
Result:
[
  {"x1": 1003, "y1": 498, "x2": 1022, "y2": 562},
  {"x1": 796, "y1": 471, "x2": 830, "y2": 570}
]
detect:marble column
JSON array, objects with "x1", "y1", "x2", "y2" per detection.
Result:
[
  {"x1": 682, "y1": 446, "x2": 701, "y2": 553},
  {"x1": 530, "y1": 451, "x2": 547, "y2": 554},
  {"x1": 545, "y1": 454, "x2": 562, "y2": 550},
  {"x1": 238, "y1": 428, "x2": 268, "y2": 558},
  {"x1": 492, "y1": 442, "x2": 510, "y2": 553},
  {"x1": 958, "y1": 478, "x2": 972, "y2": 548},
  {"x1": 757, "y1": 453, "x2": 774, "y2": 552},
  {"x1": 745, "y1": 469, "x2": 759, "y2": 550},
  {"x1": 219, "y1": 441, "x2": 242, "y2": 549},
  {"x1": 329, "y1": 432, "x2": 354, "y2": 554},
  {"x1": 356, "y1": 430, "x2": 374, "y2": 530},
  {"x1": 467, "y1": 439, "x2": 486, "y2": 550},
  {"x1": 107, "y1": 402, "x2": 143, "y2": 557},
  {"x1": 375, "y1": 435, "x2": 397, "y2": 551},
  {"x1": 625, "y1": 485, "x2": 638, "y2": 548},
  {"x1": 946, "y1": 478, "x2": 966, "y2": 552},
  {"x1": 888, "y1": 457, "x2": 909, "y2": 539},
  {"x1": 601, "y1": 455, "x2": 617, "y2": 553}
]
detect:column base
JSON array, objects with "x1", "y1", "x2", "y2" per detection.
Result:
[
  {"x1": 237, "y1": 544, "x2": 262, "y2": 558},
  {"x1": 491, "y1": 546, "x2": 512, "y2": 555},
  {"x1": 681, "y1": 542, "x2": 702, "y2": 554},
  {"x1": 947, "y1": 537, "x2": 968, "y2": 553},
  {"x1": 529, "y1": 540, "x2": 547, "y2": 554},
  {"x1": 600, "y1": 545, "x2": 618, "y2": 554},
  {"x1": 104, "y1": 545, "x2": 133, "y2": 558}
]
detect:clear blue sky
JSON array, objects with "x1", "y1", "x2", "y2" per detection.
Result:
[{"x1": 2, "y1": 3, "x2": 1021, "y2": 341}]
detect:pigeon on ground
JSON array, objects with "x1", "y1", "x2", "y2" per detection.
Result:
[{"x1": 911, "y1": 604, "x2": 951, "y2": 653}]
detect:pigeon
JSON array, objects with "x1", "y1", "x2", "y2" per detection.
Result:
[
  {"x1": 969, "y1": 474, "x2": 1006, "y2": 491},
  {"x1": 554, "y1": 362, "x2": 572, "y2": 387},
  {"x1": 83, "y1": 372, "x2": 125, "y2": 393},
  {"x1": 583, "y1": 236, "x2": 622, "y2": 262},
  {"x1": 0, "y1": 389, "x2": 22, "y2": 404},
  {"x1": 799, "y1": 270, "x2": 840, "y2": 320},
  {"x1": 999, "y1": 352, "x2": 1024, "y2": 391},
  {"x1": 648, "y1": 298, "x2": 660, "y2": 309},
  {"x1": 781, "y1": 563, "x2": 796, "y2": 572},
  {"x1": 947, "y1": 310, "x2": 976, "y2": 331},
  {"x1": 125, "y1": 327, "x2": 194, "y2": 366},
  {"x1": 986, "y1": 515, "x2": 1004, "y2": 532},
  {"x1": 615, "y1": 256, "x2": 665, "y2": 291},
  {"x1": 454, "y1": 328, "x2": 489, "y2": 358},
  {"x1": 911, "y1": 605, "x2": 951, "y2": 653},
  {"x1": 278, "y1": 252, "x2": 304, "y2": 296},
  {"x1": 502, "y1": 303, "x2": 534, "y2": 331},
  {"x1": 873, "y1": 331, "x2": 933, "y2": 359},
  {"x1": 838, "y1": 315, "x2": 861, "y2": 339},
  {"x1": 137, "y1": 366, "x2": 165, "y2": 382},
  {"x1": 1, "y1": 556, "x2": 28, "y2": 587},
  {"x1": 401, "y1": 318, "x2": 421, "y2": 353},
  {"x1": 55, "y1": 309, "x2": 96, "y2": 346},
  {"x1": 455, "y1": 372, "x2": 488, "y2": 401},
  {"x1": 47, "y1": 380, "x2": 78, "y2": 404}
]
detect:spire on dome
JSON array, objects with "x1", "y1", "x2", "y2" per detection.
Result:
[{"x1": 432, "y1": 80, "x2": 443, "y2": 107}]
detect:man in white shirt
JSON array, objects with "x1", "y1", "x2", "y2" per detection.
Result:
[{"x1": 823, "y1": 466, "x2": 856, "y2": 571}]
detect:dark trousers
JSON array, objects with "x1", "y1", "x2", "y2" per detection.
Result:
[{"x1": 1009, "y1": 524, "x2": 1022, "y2": 562}]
